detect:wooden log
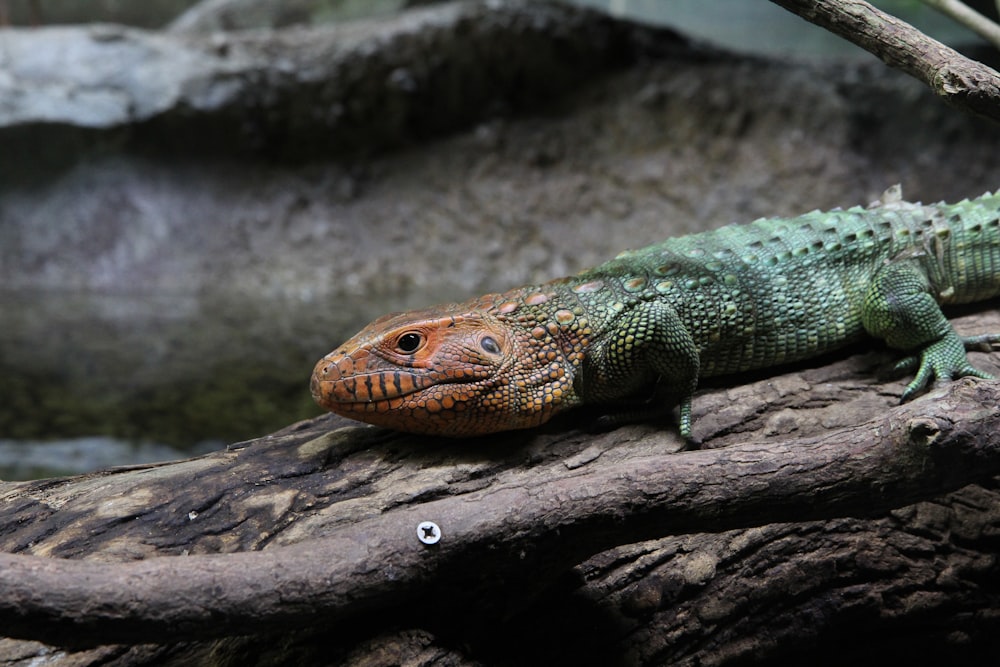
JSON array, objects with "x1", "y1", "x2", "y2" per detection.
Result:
[
  {"x1": 1, "y1": 309, "x2": 998, "y2": 664},
  {"x1": 770, "y1": 0, "x2": 1000, "y2": 123}
]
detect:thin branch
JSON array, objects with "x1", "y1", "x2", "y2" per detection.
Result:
[
  {"x1": 0, "y1": 380, "x2": 998, "y2": 648},
  {"x1": 923, "y1": 0, "x2": 1000, "y2": 50},
  {"x1": 770, "y1": 0, "x2": 1000, "y2": 123}
]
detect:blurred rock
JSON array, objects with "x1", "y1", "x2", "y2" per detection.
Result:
[
  {"x1": 166, "y1": 0, "x2": 413, "y2": 32},
  {"x1": 1, "y1": 0, "x2": 999, "y2": 461}
]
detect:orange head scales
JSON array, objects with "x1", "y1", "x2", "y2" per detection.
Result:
[{"x1": 310, "y1": 302, "x2": 582, "y2": 436}]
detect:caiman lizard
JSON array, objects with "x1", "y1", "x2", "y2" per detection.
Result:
[{"x1": 311, "y1": 187, "x2": 1000, "y2": 440}]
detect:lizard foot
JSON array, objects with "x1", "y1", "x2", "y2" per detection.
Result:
[{"x1": 894, "y1": 332, "x2": 999, "y2": 402}]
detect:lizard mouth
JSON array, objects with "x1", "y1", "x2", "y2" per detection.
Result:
[{"x1": 310, "y1": 355, "x2": 446, "y2": 408}]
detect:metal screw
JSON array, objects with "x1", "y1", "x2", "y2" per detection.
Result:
[{"x1": 416, "y1": 520, "x2": 441, "y2": 545}]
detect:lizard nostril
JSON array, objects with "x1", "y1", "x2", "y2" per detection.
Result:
[{"x1": 312, "y1": 358, "x2": 342, "y2": 383}]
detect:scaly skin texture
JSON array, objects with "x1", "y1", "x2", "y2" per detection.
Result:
[{"x1": 311, "y1": 188, "x2": 1000, "y2": 439}]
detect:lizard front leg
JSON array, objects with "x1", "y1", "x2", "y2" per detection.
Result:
[
  {"x1": 579, "y1": 301, "x2": 701, "y2": 440},
  {"x1": 862, "y1": 260, "x2": 999, "y2": 400}
]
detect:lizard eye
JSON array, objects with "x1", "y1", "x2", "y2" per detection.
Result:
[
  {"x1": 395, "y1": 332, "x2": 424, "y2": 354},
  {"x1": 480, "y1": 336, "x2": 501, "y2": 355}
]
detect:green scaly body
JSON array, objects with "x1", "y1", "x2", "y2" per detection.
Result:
[{"x1": 311, "y1": 189, "x2": 1000, "y2": 439}]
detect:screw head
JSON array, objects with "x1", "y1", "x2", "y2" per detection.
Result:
[{"x1": 416, "y1": 520, "x2": 441, "y2": 545}]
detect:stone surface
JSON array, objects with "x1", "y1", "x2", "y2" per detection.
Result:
[{"x1": 1, "y1": 0, "x2": 999, "y2": 461}]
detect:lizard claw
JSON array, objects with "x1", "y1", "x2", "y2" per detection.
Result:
[
  {"x1": 677, "y1": 395, "x2": 693, "y2": 442},
  {"x1": 960, "y1": 333, "x2": 1000, "y2": 352},
  {"x1": 898, "y1": 331, "x2": 996, "y2": 403}
]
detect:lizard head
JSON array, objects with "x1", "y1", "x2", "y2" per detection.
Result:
[{"x1": 310, "y1": 304, "x2": 578, "y2": 436}]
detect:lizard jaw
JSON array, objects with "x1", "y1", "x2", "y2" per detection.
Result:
[
  {"x1": 309, "y1": 357, "x2": 475, "y2": 434},
  {"x1": 309, "y1": 350, "x2": 486, "y2": 412},
  {"x1": 311, "y1": 353, "x2": 433, "y2": 404}
]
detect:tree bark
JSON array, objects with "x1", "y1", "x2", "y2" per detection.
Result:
[
  {"x1": 1, "y1": 309, "x2": 999, "y2": 664},
  {"x1": 771, "y1": 0, "x2": 1000, "y2": 123}
]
